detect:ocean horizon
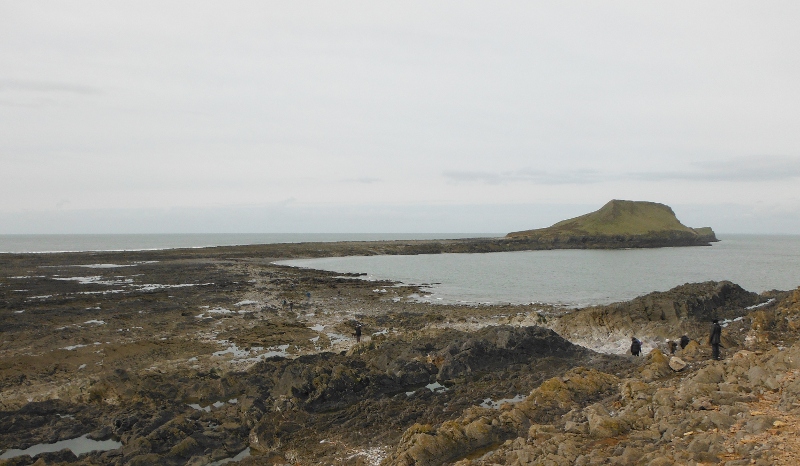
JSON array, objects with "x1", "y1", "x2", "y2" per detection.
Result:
[{"x1": 0, "y1": 233, "x2": 501, "y2": 254}]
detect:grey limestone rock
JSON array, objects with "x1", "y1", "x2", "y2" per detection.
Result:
[
  {"x1": 706, "y1": 411, "x2": 736, "y2": 430},
  {"x1": 745, "y1": 415, "x2": 777, "y2": 434}
]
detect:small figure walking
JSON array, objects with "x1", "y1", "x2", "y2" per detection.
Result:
[
  {"x1": 289, "y1": 301, "x2": 294, "y2": 312},
  {"x1": 630, "y1": 337, "x2": 642, "y2": 357},
  {"x1": 710, "y1": 319, "x2": 722, "y2": 360},
  {"x1": 353, "y1": 324, "x2": 362, "y2": 343},
  {"x1": 667, "y1": 340, "x2": 678, "y2": 355}
]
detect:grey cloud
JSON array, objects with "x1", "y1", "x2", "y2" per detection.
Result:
[
  {"x1": 442, "y1": 156, "x2": 800, "y2": 187},
  {"x1": 0, "y1": 79, "x2": 101, "y2": 95},
  {"x1": 442, "y1": 169, "x2": 602, "y2": 185},
  {"x1": 341, "y1": 177, "x2": 381, "y2": 184},
  {"x1": 631, "y1": 156, "x2": 800, "y2": 182}
]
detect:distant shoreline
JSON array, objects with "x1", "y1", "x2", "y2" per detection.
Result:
[
  {"x1": 2, "y1": 233, "x2": 798, "y2": 257},
  {"x1": 0, "y1": 233, "x2": 501, "y2": 255},
  {"x1": 0, "y1": 235, "x2": 708, "y2": 259}
]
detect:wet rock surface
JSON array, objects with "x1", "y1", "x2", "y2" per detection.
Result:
[{"x1": 0, "y1": 244, "x2": 798, "y2": 465}]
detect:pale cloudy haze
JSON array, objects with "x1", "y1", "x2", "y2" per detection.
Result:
[{"x1": 2, "y1": 2, "x2": 799, "y2": 234}]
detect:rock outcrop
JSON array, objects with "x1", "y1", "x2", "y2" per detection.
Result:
[
  {"x1": 384, "y1": 287, "x2": 800, "y2": 466},
  {"x1": 544, "y1": 281, "x2": 766, "y2": 354},
  {"x1": 385, "y1": 367, "x2": 619, "y2": 466}
]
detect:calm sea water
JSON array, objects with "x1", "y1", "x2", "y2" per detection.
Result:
[
  {"x1": 0, "y1": 233, "x2": 498, "y2": 254},
  {"x1": 279, "y1": 235, "x2": 800, "y2": 307}
]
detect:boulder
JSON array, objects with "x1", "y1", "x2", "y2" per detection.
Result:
[
  {"x1": 668, "y1": 357, "x2": 687, "y2": 371},
  {"x1": 586, "y1": 403, "x2": 630, "y2": 438},
  {"x1": 745, "y1": 415, "x2": 777, "y2": 434},
  {"x1": 640, "y1": 349, "x2": 672, "y2": 381},
  {"x1": 681, "y1": 340, "x2": 702, "y2": 359}
]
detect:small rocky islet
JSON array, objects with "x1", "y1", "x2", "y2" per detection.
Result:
[{"x1": 1, "y1": 201, "x2": 799, "y2": 465}]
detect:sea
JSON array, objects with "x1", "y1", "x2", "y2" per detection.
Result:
[
  {"x1": 2, "y1": 233, "x2": 798, "y2": 308},
  {"x1": 0, "y1": 233, "x2": 495, "y2": 254},
  {"x1": 278, "y1": 235, "x2": 800, "y2": 307}
]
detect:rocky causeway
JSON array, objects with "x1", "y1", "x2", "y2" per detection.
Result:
[{"x1": 1, "y1": 202, "x2": 799, "y2": 465}]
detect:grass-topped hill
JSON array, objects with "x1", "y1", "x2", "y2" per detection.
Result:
[
  {"x1": 135, "y1": 200, "x2": 716, "y2": 259},
  {"x1": 506, "y1": 200, "x2": 718, "y2": 247}
]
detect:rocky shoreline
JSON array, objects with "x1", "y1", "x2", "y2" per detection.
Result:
[{"x1": 1, "y1": 243, "x2": 798, "y2": 465}]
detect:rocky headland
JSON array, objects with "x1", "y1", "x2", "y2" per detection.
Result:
[
  {"x1": 507, "y1": 200, "x2": 718, "y2": 249},
  {"x1": 1, "y1": 234, "x2": 798, "y2": 465}
]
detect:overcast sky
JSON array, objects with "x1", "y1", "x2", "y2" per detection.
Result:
[{"x1": 2, "y1": 2, "x2": 800, "y2": 234}]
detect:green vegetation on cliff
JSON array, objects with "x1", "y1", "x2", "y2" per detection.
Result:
[{"x1": 507, "y1": 200, "x2": 718, "y2": 245}]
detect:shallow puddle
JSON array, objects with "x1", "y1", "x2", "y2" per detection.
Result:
[
  {"x1": 212, "y1": 342, "x2": 290, "y2": 362},
  {"x1": 234, "y1": 300, "x2": 259, "y2": 306},
  {"x1": 187, "y1": 398, "x2": 239, "y2": 412},
  {"x1": 326, "y1": 333, "x2": 349, "y2": 345},
  {"x1": 479, "y1": 394, "x2": 526, "y2": 409},
  {"x1": 407, "y1": 381, "x2": 450, "y2": 397},
  {"x1": 61, "y1": 344, "x2": 87, "y2": 351},
  {"x1": 208, "y1": 447, "x2": 250, "y2": 465},
  {"x1": 425, "y1": 382, "x2": 448, "y2": 393},
  {"x1": 0, "y1": 434, "x2": 121, "y2": 459}
]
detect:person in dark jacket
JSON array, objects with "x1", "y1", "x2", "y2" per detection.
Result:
[
  {"x1": 680, "y1": 335, "x2": 690, "y2": 349},
  {"x1": 353, "y1": 324, "x2": 362, "y2": 343},
  {"x1": 630, "y1": 337, "x2": 642, "y2": 357},
  {"x1": 709, "y1": 319, "x2": 722, "y2": 360}
]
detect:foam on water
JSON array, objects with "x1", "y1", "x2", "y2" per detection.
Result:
[
  {"x1": 746, "y1": 298, "x2": 775, "y2": 310},
  {"x1": 77, "y1": 264, "x2": 135, "y2": 268}
]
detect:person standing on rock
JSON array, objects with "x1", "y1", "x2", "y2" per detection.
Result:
[
  {"x1": 709, "y1": 319, "x2": 722, "y2": 360},
  {"x1": 353, "y1": 324, "x2": 362, "y2": 343},
  {"x1": 630, "y1": 337, "x2": 642, "y2": 357}
]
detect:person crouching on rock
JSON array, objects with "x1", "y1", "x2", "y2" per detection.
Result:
[
  {"x1": 710, "y1": 319, "x2": 722, "y2": 360},
  {"x1": 667, "y1": 340, "x2": 677, "y2": 355},
  {"x1": 630, "y1": 337, "x2": 642, "y2": 357},
  {"x1": 680, "y1": 335, "x2": 690, "y2": 350}
]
